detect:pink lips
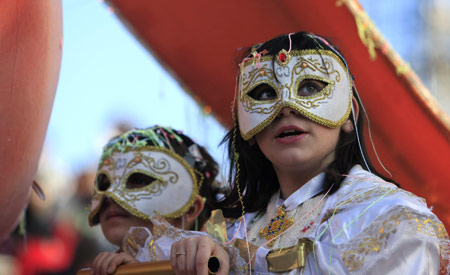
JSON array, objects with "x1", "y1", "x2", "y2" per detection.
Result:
[{"x1": 274, "y1": 125, "x2": 307, "y2": 144}]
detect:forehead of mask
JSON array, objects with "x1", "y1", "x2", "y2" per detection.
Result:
[
  {"x1": 237, "y1": 49, "x2": 352, "y2": 140},
  {"x1": 92, "y1": 146, "x2": 198, "y2": 220}
]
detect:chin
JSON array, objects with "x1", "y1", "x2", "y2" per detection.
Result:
[
  {"x1": 103, "y1": 226, "x2": 131, "y2": 247},
  {"x1": 274, "y1": 153, "x2": 311, "y2": 166}
]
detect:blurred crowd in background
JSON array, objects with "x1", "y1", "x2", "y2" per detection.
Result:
[{"x1": 0, "y1": 0, "x2": 449, "y2": 274}]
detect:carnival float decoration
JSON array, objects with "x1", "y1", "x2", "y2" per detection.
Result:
[{"x1": 0, "y1": 0, "x2": 62, "y2": 241}]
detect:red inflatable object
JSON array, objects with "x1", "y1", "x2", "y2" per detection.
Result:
[
  {"x1": 107, "y1": 0, "x2": 450, "y2": 228},
  {"x1": 0, "y1": 1, "x2": 62, "y2": 241},
  {"x1": 16, "y1": 221, "x2": 79, "y2": 274}
]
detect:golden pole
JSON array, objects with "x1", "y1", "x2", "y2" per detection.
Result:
[{"x1": 77, "y1": 261, "x2": 174, "y2": 275}]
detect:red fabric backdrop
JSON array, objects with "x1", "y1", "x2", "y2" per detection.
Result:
[{"x1": 108, "y1": 0, "x2": 450, "y2": 228}]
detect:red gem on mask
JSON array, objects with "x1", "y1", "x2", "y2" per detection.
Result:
[{"x1": 279, "y1": 53, "x2": 287, "y2": 62}]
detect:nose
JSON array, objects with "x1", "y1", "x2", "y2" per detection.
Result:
[{"x1": 277, "y1": 107, "x2": 299, "y2": 118}]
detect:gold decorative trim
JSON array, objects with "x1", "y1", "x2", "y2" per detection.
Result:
[
  {"x1": 337, "y1": 0, "x2": 450, "y2": 136},
  {"x1": 203, "y1": 209, "x2": 314, "y2": 272},
  {"x1": 89, "y1": 146, "x2": 199, "y2": 224},
  {"x1": 239, "y1": 49, "x2": 352, "y2": 140},
  {"x1": 340, "y1": 206, "x2": 449, "y2": 272},
  {"x1": 88, "y1": 194, "x2": 104, "y2": 226},
  {"x1": 240, "y1": 99, "x2": 352, "y2": 141},
  {"x1": 292, "y1": 75, "x2": 334, "y2": 105},
  {"x1": 259, "y1": 206, "x2": 294, "y2": 245},
  {"x1": 121, "y1": 168, "x2": 166, "y2": 193},
  {"x1": 276, "y1": 49, "x2": 291, "y2": 67}
]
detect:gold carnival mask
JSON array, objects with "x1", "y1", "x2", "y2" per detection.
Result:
[
  {"x1": 89, "y1": 146, "x2": 199, "y2": 225},
  {"x1": 237, "y1": 49, "x2": 352, "y2": 140}
]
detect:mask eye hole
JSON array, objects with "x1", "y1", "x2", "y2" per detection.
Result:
[
  {"x1": 297, "y1": 79, "x2": 327, "y2": 97},
  {"x1": 96, "y1": 173, "x2": 110, "y2": 191},
  {"x1": 247, "y1": 84, "x2": 277, "y2": 101},
  {"x1": 125, "y1": 173, "x2": 157, "y2": 189}
]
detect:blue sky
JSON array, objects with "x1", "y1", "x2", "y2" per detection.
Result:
[{"x1": 44, "y1": 0, "x2": 227, "y2": 175}]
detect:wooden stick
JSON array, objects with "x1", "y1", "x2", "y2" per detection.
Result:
[{"x1": 77, "y1": 260, "x2": 174, "y2": 275}]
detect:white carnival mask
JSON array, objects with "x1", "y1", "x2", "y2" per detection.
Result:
[
  {"x1": 89, "y1": 146, "x2": 198, "y2": 225},
  {"x1": 238, "y1": 49, "x2": 352, "y2": 140}
]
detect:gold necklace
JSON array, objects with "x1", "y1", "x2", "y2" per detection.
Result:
[{"x1": 259, "y1": 205, "x2": 294, "y2": 245}]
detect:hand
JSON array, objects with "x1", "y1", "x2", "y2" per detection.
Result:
[
  {"x1": 170, "y1": 236, "x2": 230, "y2": 275},
  {"x1": 90, "y1": 251, "x2": 138, "y2": 275}
]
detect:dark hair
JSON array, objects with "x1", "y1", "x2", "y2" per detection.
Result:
[
  {"x1": 217, "y1": 32, "x2": 397, "y2": 218},
  {"x1": 190, "y1": 142, "x2": 220, "y2": 229},
  {"x1": 150, "y1": 127, "x2": 220, "y2": 229}
]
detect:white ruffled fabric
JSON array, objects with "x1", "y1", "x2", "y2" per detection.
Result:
[
  {"x1": 121, "y1": 165, "x2": 450, "y2": 274},
  {"x1": 121, "y1": 216, "x2": 249, "y2": 274},
  {"x1": 228, "y1": 165, "x2": 449, "y2": 274},
  {"x1": 122, "y1": 216, "x2": 206, "y2": 262}
]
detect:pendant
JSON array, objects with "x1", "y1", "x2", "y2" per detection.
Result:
[{"x1": 260, "y1": 206, "x2": 294, "y2": 244}]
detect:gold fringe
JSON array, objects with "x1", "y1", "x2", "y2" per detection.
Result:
[{"x1": 337, "y1": 0, "x2": 450, "y2": 136}]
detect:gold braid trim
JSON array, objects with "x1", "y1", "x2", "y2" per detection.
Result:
[{"x1": 337, "y1": 0, "x2": 450, "y2": 136}]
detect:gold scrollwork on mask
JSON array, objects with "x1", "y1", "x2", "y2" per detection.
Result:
[
  {"x1": 99, "y1": 149, "x2": 180, "y2": 203},
  {"x1": 291, "y1": 75, "x2": 335, "y2": 109},
  {"x1": 240, "y1": 50, "x2": 345, "y2": 116},
  {"x1": 122, "y1": 169, "x2": 168, "y2": 200},
  {"x1": 143, "y1": 154, "x2": 179, "y2": 184},
  {"x1": 241, "y1": 64, "x2": 284, "y2": 114},
  {"x1": 242, "y1": 91, "x2": 280, "y2": 115},
  {"x1": 241, "y1": 63, "x2": 276, "y2": 95},
  {"x1": 89, "y1": 146, "x2": 199, "y2": 222},
  {"x1": 295, "y1": 56, "x2": 341, "y2": 82},
  {"x1": 93, "y1": 169, "x2": 114, "y2": 194},
  {"x1": 118, "y1": 157, "x2": 180, "y2": 202}
]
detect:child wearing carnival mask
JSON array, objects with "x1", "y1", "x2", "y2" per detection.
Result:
[
  {"x1": 169, "y1": 32, "x2": 450, "y2": 274},
  {"x1": 87, "y1": 125, "x2": 220, "y2": 274}
]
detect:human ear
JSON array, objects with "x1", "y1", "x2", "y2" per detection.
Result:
[
  {"x1": 342, "y1": 95, "x2": 360, "y2": 133},
  {"x1": 342, "y1": 119, "x2": 354, "y2": 133},
  {"x1": 183, "y1": 195, "x2": 205, "y2": 229}
]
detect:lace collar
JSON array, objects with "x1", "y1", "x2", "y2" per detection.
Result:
[{"x1": 275, "y1": 172, "x2": 325, "y2": 211}]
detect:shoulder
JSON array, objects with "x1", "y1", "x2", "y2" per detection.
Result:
[
  {"x1": 315, "y1": 166, "x2": 449, "y2": 274},
  {"x1": 331, "y1": 165, "x2": 428, "y2": 213},
  {"x1": 320, "y1": 165, "x2": 442, "y2": 237}
]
